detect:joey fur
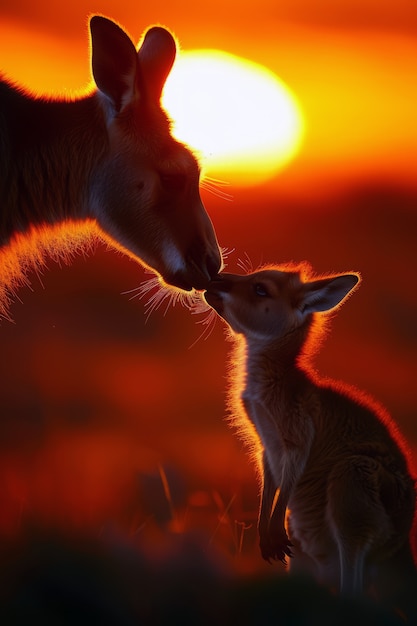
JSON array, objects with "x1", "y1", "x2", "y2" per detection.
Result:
[{"x1": 205, "y1": 265, "x2": 416, "y2": 613}]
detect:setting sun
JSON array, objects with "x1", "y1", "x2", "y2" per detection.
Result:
[{"x1": 162, "y1": 50, "x2": 304, "y2": 186}]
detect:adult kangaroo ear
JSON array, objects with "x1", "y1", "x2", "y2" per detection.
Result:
[
  {"x1": 90, "y1": 15, "x2": 139, "y2": 113},
  {"x1": 301, "y1": 274, "x2": 360, "y2": 315},
  {"x1": 138, "y1": 26, "x2": 177, "y2": 102}
]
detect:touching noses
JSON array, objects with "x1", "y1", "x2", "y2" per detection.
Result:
[{"x1": 207, "y1": 272, "x2": 235, "y2": 293}]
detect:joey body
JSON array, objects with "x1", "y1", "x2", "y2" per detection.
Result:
[{"x1": 205, "y1": 267, "x2": 416, "y2": 610}]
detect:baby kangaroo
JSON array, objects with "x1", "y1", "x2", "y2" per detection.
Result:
[{"x1": 204, "y1": 265, "x2": 416, "y2": 612}]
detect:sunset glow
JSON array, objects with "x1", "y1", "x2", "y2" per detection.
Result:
[
  {"x1": 1, "y1": 20, "x2": 416, "y2": 192},
  {"x1": 0, "y1": 2, "x2": 416, "y2": 607},
  {"x1": 162, "y1": 50, "x2": 304, "y2": 186}
]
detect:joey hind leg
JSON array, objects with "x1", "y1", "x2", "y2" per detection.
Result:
[
  {"x1": 326, "y1": 456, "x2": 391, "y2": 595},
  {"x1": 259, "y1": 452, "x2": 292, "y2": 564}
]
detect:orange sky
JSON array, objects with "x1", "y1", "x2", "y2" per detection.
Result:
[{"x1": 1, "y1": 0, "x2": 416, "y2": 196}]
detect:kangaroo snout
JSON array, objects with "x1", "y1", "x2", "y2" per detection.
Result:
[
  {"x1": 190, "y1": 245, "x2": 223, "y2": 290},
  {"x1": 190, "y1": 210, "x2": 223, "y2": 289},
  {"x1": 205, "y1": 248, "x2": 223, "y2": 282},
  {"x1": 161, "y1": 239, "x2": 221, "y2": 292},
  {"x1": 170, "y1": 256, "x2": 220, "y2": 292}
]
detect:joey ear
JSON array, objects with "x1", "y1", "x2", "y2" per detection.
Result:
[
  {"x1": 90, "y1": 16, "x2": 139, "y2": 113},
  {"x1": 301, "y1": 274, "x2": 360, "y2": 315},
  {"x1": 138, "y1": 26, "x2": 176, "y2": 102}
]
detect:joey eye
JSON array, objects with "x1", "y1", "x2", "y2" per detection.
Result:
[
  {"x1": 160, "y1": 172, "x2": 187, "y2": 192},
  {"x1": 254, "y1": 283, "x2": 269, "y2": 297}
]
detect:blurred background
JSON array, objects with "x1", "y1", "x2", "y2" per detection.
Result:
[{"x1": 0, "y1": 1, "x2": 416, "y2": 620}]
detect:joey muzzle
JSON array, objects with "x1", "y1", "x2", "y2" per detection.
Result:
[{"x1": 203, "y1": 273, "x2": 234, "y2": 312}]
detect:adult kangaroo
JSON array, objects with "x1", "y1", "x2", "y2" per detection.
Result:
[{"x1": 0, "y1": 15, "x2": 222, "y2": 319}]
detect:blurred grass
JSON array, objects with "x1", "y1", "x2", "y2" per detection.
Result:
[{"x1": 0, "y1": 453, "x2": 412, "y2": 624}]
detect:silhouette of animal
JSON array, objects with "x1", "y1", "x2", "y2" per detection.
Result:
[
  {"x1": 0, "y1": 16, "x2": 221, "y2": 319},
  {"x1": 204, "y1": 264, "x2": 416, "y2": 615}
]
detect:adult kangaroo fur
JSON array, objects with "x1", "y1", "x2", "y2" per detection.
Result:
[
  {"x1": 205, "y1": 265, "x2": 417, "y2": 618},
  {"x1": 0, "y1": 16, "x2": 221, "y2": 319}
]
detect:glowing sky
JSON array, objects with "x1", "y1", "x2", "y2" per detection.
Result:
[{"x1": 1, "y1": 0, "x2": 416, "y2": 194}]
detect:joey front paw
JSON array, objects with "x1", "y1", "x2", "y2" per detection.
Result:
[{"x1": 260, "y1": 529, "x2": 293, "y2": 565}]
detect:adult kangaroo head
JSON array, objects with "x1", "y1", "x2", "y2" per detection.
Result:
[
  {"x1": 88, "y1": 17, "x2": 222, "y2": 291},
  {"x1": 0, "y1": 15, "x2": 222, "y2": 318}
]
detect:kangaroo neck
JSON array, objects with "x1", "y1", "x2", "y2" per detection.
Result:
[
  {"x1": 244, "y1": 333, "x2": 307, "y2": 393},
  {"x1": 0, "y1": 85, "x2": 106, "y2": 245}
]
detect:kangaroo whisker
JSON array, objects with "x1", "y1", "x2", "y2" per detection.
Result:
[{"x1": 200, "y1": 176, "x2": 234, "y2": 202}]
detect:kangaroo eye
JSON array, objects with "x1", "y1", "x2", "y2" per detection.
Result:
[
  {"x1": 254, "y1": 283, "x2": 269, "y2": 297},
  {"x1": 160, "y1": 172, "x2": 187, "y2": 192}
]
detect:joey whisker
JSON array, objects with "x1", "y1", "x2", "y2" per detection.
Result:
[{"x1": 237, "y1": 252, "x2": 254, "y2": 274}]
